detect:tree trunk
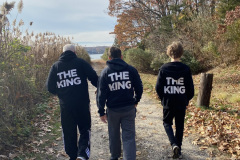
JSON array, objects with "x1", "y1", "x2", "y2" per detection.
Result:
[{"x1": 197, "y1": 73, "x2": 213, "y2": 107}]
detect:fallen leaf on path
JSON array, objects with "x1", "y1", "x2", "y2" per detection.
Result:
[
  {"x1": 141, "y1": 116, "x2": 146, "y2": 120},
  {"x1": 199, "y1": 146, "x2": 208, "y2": 150},
  {"x1": 219, "y1": 145, "x2": 227, "y2": 151},
  {"x1": 136, "y1": 151, "x2": 141, "y2": 155}
]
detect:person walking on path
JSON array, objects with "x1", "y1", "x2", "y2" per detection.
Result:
[
  {"x1": 97, "y1": 47, "x2": 143, "y2": 160},
  {"x1": 155, "y1": 41, "x2": 194, "y2": 159},
  {"x1": 46, "y1": 44, "x2": 98, "y2": 160}
]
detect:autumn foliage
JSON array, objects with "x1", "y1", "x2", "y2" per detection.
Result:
[
  {"x1": 108, "y1": 0, "x2": 240, "y2": 158},
  {"x1": 108, "y1": 0, "x2": 240, "y2": 72}
]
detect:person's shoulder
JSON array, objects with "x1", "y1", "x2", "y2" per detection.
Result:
[
  {"x1": 102, "y1": 66, "x2": 109, "y2": 72},
  {"x1": 159, "y1": 62, "x2": 171, "y2": 70},
  {"x1": 74, "y1": 57, "x2": 91, "y2": 66},
  {"x1": 127, "y1": 64, "x2": 139, "y2": 73},
  {"x1": 179, "y1": 62, "x2": 191, "y2": 71},
  {"x1": 52, "y1": 60, "x2": 60, "y2": 67},
  {"x1": 100, "y1": 64, "x2": 110, "y2": 72},
  {"x1": 100, "y1": 66, "x2": 109, "y2": 77},
  {"x1": 75, "y1": 57, "x2": 86, "y2": 63}
]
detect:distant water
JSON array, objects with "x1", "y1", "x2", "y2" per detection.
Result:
[
  {"x1": 90, "y1": 54, "x2": 103, "y2": 60},
  {"x1": 78, "y1": 42, "x2": 112, "y2": 47}
]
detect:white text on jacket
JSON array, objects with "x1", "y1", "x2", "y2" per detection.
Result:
[
  {"x1": 164, "y1": 77, "x2": 185, "y2": 94},
  {"x1": 57, "y1": 69, "x2": 81, "y2": 88},
  {"x1": 108, "y1": 71, "x2": 131, "y2": 91}
]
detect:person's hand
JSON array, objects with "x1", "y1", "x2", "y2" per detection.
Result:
[
  {"x1": 135, "y1": 104, "x2": 138, "y2": 108},
  {"x1": 100, "y1": 115, "x2": 107, "y2": 123}
]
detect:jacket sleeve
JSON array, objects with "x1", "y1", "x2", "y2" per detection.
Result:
[
  {"x1": 186, "y1": 69, "x2": 194, "y2": 101},
  {"x1": 82, "y1": 60, "x2": 98, "y2": 87},
  {"x1": 46, "y1": 65, "x2": 57, "y2": 95},
  {"x1": 155, "y1": 70, "x2": 164, "y2": 100},
  {"x1": 131, "y1": 67, "x2": 143, "y2": 104},
  {"x1": 96, "y1": 70, "x2": 108, "y2": 116}
]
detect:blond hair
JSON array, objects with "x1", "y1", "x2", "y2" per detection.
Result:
[{"x1": 166, "y1": 41, "x2": 183, "y2": 59}]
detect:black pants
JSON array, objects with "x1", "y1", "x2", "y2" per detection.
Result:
[
  {"x1": 60, "y1": 103, "x2": 91, "y2": 160},
  {"x1": 163, "y1": 108, "x2": 186, "y2": 149}
]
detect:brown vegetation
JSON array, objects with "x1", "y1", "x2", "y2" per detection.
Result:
[
  {"x1": 0, "y1": 1, "x2": 90, "y2": 153},
  {"x1": 108, "y1": 0, "x2": 240, "y2": 72}
]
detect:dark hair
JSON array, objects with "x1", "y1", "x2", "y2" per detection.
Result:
[
  {"x1": 167, "y1": 41, "x2": 183, "y2": 59},
  {"x1": 108, "y1": 47, "x2": 121, "y2": 59}
]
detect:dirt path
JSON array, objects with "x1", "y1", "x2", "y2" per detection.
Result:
[
  {"x1": 54, "y1": 60, "x2": 210, "y2": 160},
  {"x1": 90, "y1": 60, "x2": 209, "y2": 160}
]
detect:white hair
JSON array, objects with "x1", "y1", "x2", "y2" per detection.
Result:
[{"x1": 63, "y1": 44, "x2": 76, "y2": 52}]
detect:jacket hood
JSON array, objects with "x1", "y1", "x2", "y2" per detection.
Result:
[
  {"x1": 59, "y1": 51, "x2": 77, "y2": 62},
  {"x1": 106, "y1": 58, "x2": 128, "y2": 71},
  {"x1": 160, "y1": 62, "x2": 190, "y2": 76}
]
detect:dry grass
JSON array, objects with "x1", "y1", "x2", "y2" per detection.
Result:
[
  {"x1": 205, "y1": 62, "x2": 240, "y2": 112},
  {"x1": 0, "y1": 1, "x2": 90, "y2": 152}
]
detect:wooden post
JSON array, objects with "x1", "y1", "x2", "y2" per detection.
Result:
[{"x1": 197, "y1": 73, "x2": 213, "y2": 107}]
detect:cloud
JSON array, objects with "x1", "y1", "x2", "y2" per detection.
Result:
[{"x1": 6, "y1": 0, "x2": 116, "y2": 46}]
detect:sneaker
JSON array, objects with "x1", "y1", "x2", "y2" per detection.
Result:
[
  {"x1": 172, "y1": 145, "x2": 180, "y2": 159},
  {"x1": 179, "y1": 149, "x2": 183, "y2": 159},
  {"x1": 179, "y1": 153, "x2": 183, "y2": 159},
  {"x1": 77, "y1": 157, "x2": 86, "y2": 160}
]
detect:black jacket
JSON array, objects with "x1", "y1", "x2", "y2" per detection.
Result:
[
  {"x1": 155, "y1": 62, "x2": 194, "y2": 110},
  {"x1": 46, "y1": 51, "x2": 98, "y2": 106},
  {"x1": 97, "y1": 58, "x2": 143, "y2": 116}
]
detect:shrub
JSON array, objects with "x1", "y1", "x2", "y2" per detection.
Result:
[
  {"x1": 214, "y1": 7, "x2": 240, "y2": 65},
  {"x1": 220, "y1": 19, "x2": 240, "y2": 62},
  {"x1": 176, "y1": 15, "x2": 218, "y2": 69},
  {"x1": 124, "y1": 48, "x2": 152, "y2": 72},
  {"x1": 181, "y1": 51, "x2": 201, "y2": 74},
  {"x1": 150, "y1": 53, "x2": 170, "y2": 73},
  {"x1": 101, "y1": 47, "x2": 109, "y2": 61},
  {"x1": 202, "y1": 41, "x2": 220, "y2": 57},
  {"x1": 76, "y1": 45, "x2": 91, "y2": 63}
]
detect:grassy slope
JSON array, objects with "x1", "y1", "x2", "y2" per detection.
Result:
[{"x1": 140, "y1": 62, "x2": 240, "y2": 159}]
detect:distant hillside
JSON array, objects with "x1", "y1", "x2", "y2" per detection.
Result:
[{"x1": 84, "y1": 46, "x2": 109, "y2": 54}]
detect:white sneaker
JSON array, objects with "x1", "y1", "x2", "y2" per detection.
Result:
[
  {"x1": 77, "y1": 157, "x2": 86, "y2": 160},
  {"x1": 172, "y1": 145, "x2": 180, "y2": 159}
]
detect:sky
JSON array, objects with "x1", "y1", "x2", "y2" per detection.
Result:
[{"x1": 6, "y1": 0, "x2": 117, "y2": 47}]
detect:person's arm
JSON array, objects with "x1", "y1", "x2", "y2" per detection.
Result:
[
  {"x1": 96, "y1": 70, "x2": 108, "y2": 121},
  {"x1": 155, "y1": 70, "x2": 164, "y2": 100},
  {"x1": 82, "y1": 60, "x2": 98, "y2": 87},
  {"x1": 186, "y1": 69, "x2": 194, "y2": 101},
  {"x1": 46, "y1": 65, "x2": 57, "y2": 95},
  {"x1": 131, "y1": 67, "x2": 143, "y2": 105}
]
